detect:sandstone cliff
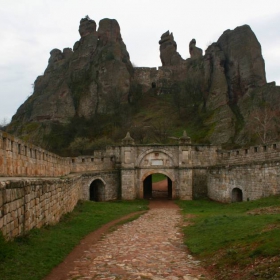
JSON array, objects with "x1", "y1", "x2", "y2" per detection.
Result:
[
  {"x1": 7, "y1": 17, "x2": 133, "y2": 149},
  {"x1": 6, "y1": 19, "x2": 280, "y2": 154},
  {"x1": 133, "y1": 24, "x2": 278, "y2": 146}
]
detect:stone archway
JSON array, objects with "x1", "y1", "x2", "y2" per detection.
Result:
[
  {"x1": 143, "y1": 172, "x2": 173, "y2": 200},
  {"x1": 232, "y1": 188, "x2": 243, "y2": 202},
  {"x1": 89, "y1": 179, "x2": 105, "y2": 201}
]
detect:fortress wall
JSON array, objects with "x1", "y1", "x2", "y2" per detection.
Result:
[
  {"x1": 70, "y1": 146, "x2": 121, "y2": 173},
  {"x1": 190, "y1": 145, "x2": 220, "y2": 199},
  {"x1": 0, "y1": 177, "x2": 82, "y2": 239},
  {"x1": 192, "y1": 169, "x2": 208, "y2": 199},
  {"x1": 191, "y1": 145, "x2": 219, "y2": 167},
  {"x1": 134, "y1": 64, "x2": 193, "y2": 95},
  {"x1": 207, "y1": 162, "x2": 280, "y2": 203},
  {"x1": 80, "y1": 171, "x2": 120, "y2": 201},
  {"x1": 134, "y1": 67, "x2": 158, "y2": 86},
  {"x1": 0, "y1": 131, "x2": 71, "y2": 177},
  {"x1": 133, "y1": 66, "x2": 176, "y2": 93},
  {"x1": 217, "y1": 142, "x2": 280, "y2": 166}
]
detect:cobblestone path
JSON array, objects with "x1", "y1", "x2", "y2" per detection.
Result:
[{"x1": 66, "y1": 202, "x2": 210, "y2": 280}]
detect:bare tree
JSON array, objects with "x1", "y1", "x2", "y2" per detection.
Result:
[
  {"x1": 246, "y1": 105, "x2": 280, "y2": 144},
  {"x1": 0, "y1": 118, "x2": 10, "y2": 130},
  {"x1": 151, "y1": 120, "x2": 170, "y2": 143}
]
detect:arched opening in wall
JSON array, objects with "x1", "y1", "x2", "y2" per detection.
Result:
[
  {"x1": 143, "y1": 173, "x2": 172, "y2": 200},
  {"x1": 89, "y1": 179, "x2": 105, "y2": 202},
  {"x1": 232, "y1": 188, "x2": 243, "y2": 202}
]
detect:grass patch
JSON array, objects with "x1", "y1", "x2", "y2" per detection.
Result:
[
  {"x1": 152, "y1": 173, "x2": 166, "y2": 183},
  {"x1": 0, "y1": 200, "x2": 148, "y2": 280},
  {"x1": 177, "y1": 196, "x2": 280, "y2": 279}
]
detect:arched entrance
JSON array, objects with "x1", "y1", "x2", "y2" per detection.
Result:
[
  {"x1": 143, "y1": 173, "x2": 172, "y2": 199},
  {"x1": 232, "y1": 188, "x2": 243, "y2": 202},
  {"x1": 89, "y1": 179, "x2": 105, "y2": 201}
]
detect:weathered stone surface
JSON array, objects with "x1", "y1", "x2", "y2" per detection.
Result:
[
  {"x1": 189, "y1": 39, "x2": 202, "y2": 58},
  {"x1": 159, "y1": 31, "x2": 184, "y2": 66},
  {"x1": 6, "y1": 20, "x2": 279, "y2": 151},
  {"x1": 67, "y1": 208, "x2": 209, "y2": 279},
  {"x1": 0, "y1": 177, "x2": 83, "y2": 239},
  {"x1": 217, "y1": 24, "x2": 266, "y2": 101},
  {"x1": 7, "y1": 17, "x2": 133, "y2": 143},
  {"x1": 98, "y1": 18, "x2": 121, "y2": 44},
  {"x1": 79, "y1": 17, "x2": 96, "y2": 37}
]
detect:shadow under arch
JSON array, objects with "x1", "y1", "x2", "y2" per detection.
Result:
[
  {"x1": 142, "y1": 171, "x2": 173, "y2": 200},
  {"x1": 232, "y1": 187, "x2": 243, "y2": 202},
  {"x1": 89, "y1": 178, "x2": 106, "y2": 202}
]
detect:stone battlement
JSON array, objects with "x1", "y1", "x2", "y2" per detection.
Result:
[
  {"x1": 217, "y1": 142, "x2": 280, "y2": 166},
  {"x1": 1, "y1": 129, "x2": 280, "y2": 239},
  {"x1": 0, "y1": 131, "x2": 71, "y2": 177}
]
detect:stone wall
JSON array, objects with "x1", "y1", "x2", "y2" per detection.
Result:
[
  {"x1": 80, "y1": 171, "x2": 120, "y2": 201},
  {"x1": 207, "y1": 142, "x2": 280, "y2": 202},
  {"x1": 123, "y1": 145, "x2": 180, "y2": 199},
  {"x1": 0, "y1": 131, "x2": 71, "y2": 177},
  {"x1": 2, "y1": 127, "x2": 280, "y2": 239},
  {"x1": 217, "y1": 142, "x2": 280, "y2": 165},
  {"x1": 70, "y1": 151, "x2": 118, "y2": 173},
  {"x1": 192, "y1": 169, "x2": 208, "y2": 199},
  {"x1": 133, "y1": 67, "x2": 158, "y2": 92},
  {"x1": 0, "y1": 177, "x2": 82, "y2": 239},
  {"x1": 190, "y1": 145, "x2": 219, "y2": 167},
  {"x1": 207, "y1": 162, "x2": 280, "y2": 203},
  {"x1": 120, "y1": 145, "x2": 197, "y2": 200},
  {"x1": 134, "y1": 66, "x2": 185, "y2": 94}
]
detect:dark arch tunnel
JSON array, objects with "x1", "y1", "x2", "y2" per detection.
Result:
[
  {"x1": 232, "y1": 188, "x2": 243, "y2": 202},
  {"x1": 89, "y1": 179, "x2": 105, "y2": 202},
  {"x1": 143, "y1": 173, "x2": 172, "y2": 200}
]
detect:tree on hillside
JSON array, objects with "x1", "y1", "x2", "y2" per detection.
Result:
[
  {"x1": 0, "y1": 118, "x2": 10, "y2": 131},
  {"x1": 151, "y1": 120, "x2": 170, "y2": 143},
  {"x1": 246, "y1": 104, "x2": 280, "y2": 144}
]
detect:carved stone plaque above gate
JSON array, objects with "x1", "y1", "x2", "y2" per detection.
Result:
[{"x1": 151, "y1": 159, "x2": 163, "y2": 166}]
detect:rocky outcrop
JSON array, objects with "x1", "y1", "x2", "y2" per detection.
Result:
[
  {"x1": 7, "y1": 21, "x2": 279, "y2": 152},
  {"x1": 203, "y1": 43, "x2": 236, "y2": 144},
  {"x1": 217, "y1": 25, "x2": 266, "y2": 102},
  {"x1": 159, "y1": 31, "x2": 184, "y2": 66},
  {"x1": 189, "y1": 39, "x2": 202, "y2": 59},
  {"x1": 79, "y1": 17, "x2": 96, "y2": 37},
  {"x1": 136, "y1": 24, "x2": 271, "y2": 145},
  {"x1": 7, "y1": 17, "x2": 133, "y2": 143}
]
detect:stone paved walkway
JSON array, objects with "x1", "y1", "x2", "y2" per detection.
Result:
[{"x1": 66, "y1": 201, "x2": 210, "y2": 280}]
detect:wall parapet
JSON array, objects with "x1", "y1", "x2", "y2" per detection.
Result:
[
  {"x1": 0, "y1": 176, "x2": 82, "y2": 239},
  {"x1": 217, "y1": 142, "x2": 280, "y2": 166},
  {"x1": 207, "y1": 162, "x2": 280, "y2": 203},
  {"x1": 70, "y1": 146, "x2": 121, "y2": 173},
  {"x1": 0, "y1": 130, "x2": 71, "y2": 177}
]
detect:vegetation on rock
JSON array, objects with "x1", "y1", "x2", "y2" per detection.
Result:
[{"x1": 5, "y1": 18, "x2": 280, "y2": 155}]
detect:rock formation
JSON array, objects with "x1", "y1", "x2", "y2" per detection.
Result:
[
  {"x1": 189, "y1": 39, "x2": 202, "y2": 58},
  {"x1": 7, "y1": 17, "x2": 133, "y2": 145},
  {"x1": 159, "y1": 31, "x2": 184, "y2": 66},
  {"x1": 6, "y1": 19, "x2": 280, "y2": 153},
  {"x1": 217, "y1": 25, "x2": 266, "y2": 101}
]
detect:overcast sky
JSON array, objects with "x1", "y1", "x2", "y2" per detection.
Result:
[{"x1": 1, "y1": 0, "x2": 280, "y2": 123}]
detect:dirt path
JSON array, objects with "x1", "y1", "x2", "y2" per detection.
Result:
[{"x1": 45, "y1": 200, "x2": 210, "y2": 280}]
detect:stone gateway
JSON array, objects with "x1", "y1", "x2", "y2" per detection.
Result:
[{"x1": 1, "y1": 129, "x2": 280, "y2": 239}]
